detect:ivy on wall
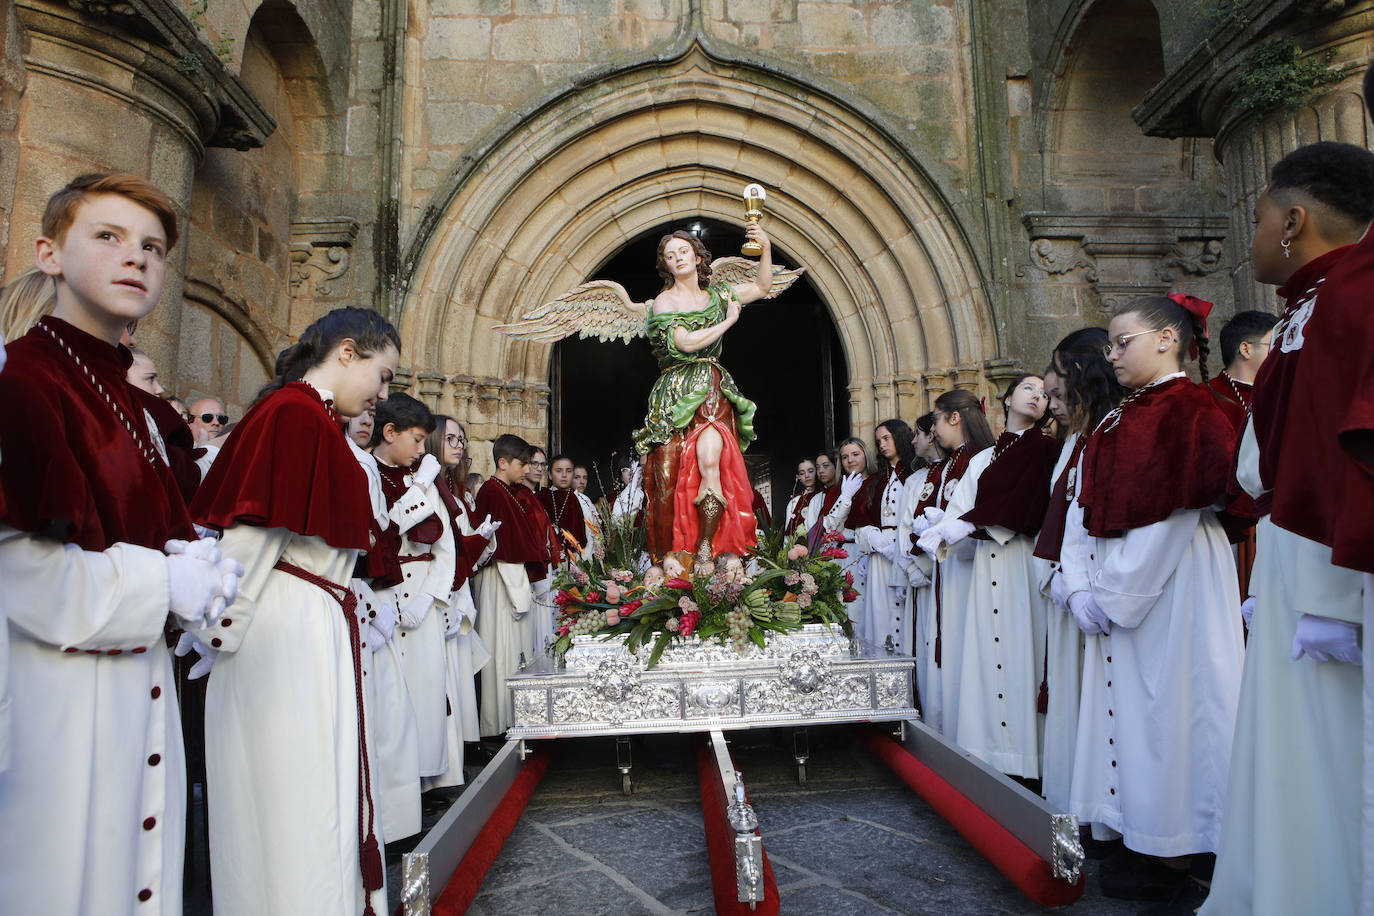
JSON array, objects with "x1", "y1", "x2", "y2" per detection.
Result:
[{"x1": 1236, "y1": 37, "x2": 1350, "y2": 116}]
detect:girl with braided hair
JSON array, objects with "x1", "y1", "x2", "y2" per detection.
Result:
[{"x1": 1060, "y1": 294, "x2": 1243, "y2": 898}]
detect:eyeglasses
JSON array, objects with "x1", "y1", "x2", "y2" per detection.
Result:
[
  {"x1": 1102, "y1": 329, "x2": 1163, "y2": 359},
  {"x1": 444, "y1": 434, "x2": 464, "y2": 446},
  {"x1": 197, "y1": 413, "x2": 229, "y2": 425}
]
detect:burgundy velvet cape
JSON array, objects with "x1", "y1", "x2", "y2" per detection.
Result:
[
  {"x1": 191, "y1": 382, "x2": 370, "y2": 550},
  {"x1": 0, "y1": 317, "x2": 193, "y2": 552},
  {"x1": 960, "y1": 429, "x2": 1060, "y2": 538},
  {"x1": 1078, "y1": 376, "x2": 1234, "y2": 539}
]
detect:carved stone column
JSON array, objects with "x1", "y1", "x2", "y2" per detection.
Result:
[
  {"x1": 1134, "y1": 0, "x2": 1373, "y2": 311},
  {"x1": 416, "y1": 370, "x2": 445, "y2": 410},
  {"x1": 12, "y1": 0, "x2": 272, "y2": 376}
]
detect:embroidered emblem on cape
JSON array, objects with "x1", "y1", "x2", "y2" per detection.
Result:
[{"x1": 144, "y1": 408, "x2": 169, "y2": 464}]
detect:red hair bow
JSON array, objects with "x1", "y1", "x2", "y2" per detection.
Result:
[{"x1": 1167, "y1": 293, "x2": 1214, "y2": 361}]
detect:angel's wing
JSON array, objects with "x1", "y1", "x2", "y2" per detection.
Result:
[
  {"x1": 707, "y1": 257, "x2": 807, "y2": 299},
  {"x1": 493, "y1": 279, "x2": 647, "y2": 344}
]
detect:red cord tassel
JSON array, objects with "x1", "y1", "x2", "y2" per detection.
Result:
[
  {"x1": 1036, "y1": 679, "x2": 1048, "y2": 715},
  {"x1": 361, "y1": 834, "x2": 384, "y2": 891}
]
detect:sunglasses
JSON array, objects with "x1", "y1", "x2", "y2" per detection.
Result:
[{"x1": 197, "y1": 413, "x2": 229, "y2": 425}]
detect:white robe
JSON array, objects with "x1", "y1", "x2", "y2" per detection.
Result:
[
  {"x1": 349, "y1": 446, "x2": 420, "y2": 842},
  {"x1": 820, "y1": 493, "x2": 866, "y2": 624},
  {"x1": 932, "y1": 450, "x2": 992, "y2": 740},
  {"x1": 1032, "y1": 432, "x2": 1085, "y2": 812},
  {"x1": 378, "y1": 472, "x2": 457, "y2": 778},
  {"x1": 0, "y1": 526, "x2": 184, "y2": 916},
  {"x1": 205, "y1": 526, "x2": 386, "y2": 916},
  {"x1": 353, "y1": 579, "x2": 420, "y2": 843},
  {"x1": 896, "y1": 469, "x2": 939, "y2": 726},
  {"x1": 425, "y1": 496, "x2": 495, "y2": 791},
  {"x1": 1064, "y1": 505, "x2": 1243, "y2": 857},
  {"x1": 1204, "y1": 420, "x2": 1364, "y2": 914},
  {"x1": 856, "y1": 470, "x2": 910, "y2": 654},
  {"x1": 474, "y1": 559, "x2": 536, "y2": 736},
  {"x1": 942, "y1": 443, "x2": 1047, "y2": 779}
]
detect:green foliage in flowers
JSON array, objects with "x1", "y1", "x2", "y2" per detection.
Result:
[{"x1": 549, "y1": 523, "x2": 857, "y2": 668}]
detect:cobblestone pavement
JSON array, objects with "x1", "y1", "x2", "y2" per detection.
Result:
[{"x1": 465, "y1": 727, "x2": 1141, "y2": 916}]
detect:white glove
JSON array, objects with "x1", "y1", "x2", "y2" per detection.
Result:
[
  {"x1": 922, "y1": 507, "x2": 946, "y2": 527},
  {"x1": 164, "y1": 536, "x2": 222, "y2": 565},
  {"x1": 910, "y1": 514, "x2": 936, "y2": 537},
  {"x1": 398, "y1": 592, "x2": 434, "y2": 629},
  {"x1": 174, "y1": 630, "x2": 218, "y2": 679},
  {"x1": 1292, "y1": 614, "x2": 1363, "y2": 665},
  {"x1": 839, "y1": 472, "x2": 864, "y2": 501},
  {"x1": 1049, "y1": 570, "x2": 1067, "y2": 610},
  {"x1": 366, "y1": 623, "x2": 390, "y2": 653},
  {"x1": 192, "y1": 524, "x2": 219, "y2": 541},
  {"x1": 166, "y1": 551, "x2": 243, "y2": 626},
  {"x1": 371, "y1": 595, "x2": 399, "y2": 642},
  {"x1": 855, "y1": 526, "x2": 877, "y2": 555},
  {"x1": 1068, "y1": 591, "x2": 1110, "y2": 635},
  {"x1": 906, "y1": 560, "x2": 931, "y2": 588},
  {"x1": 1240, "y1": 596, "x2": 1256, "y2": 628},
  {"x1": 871, "y1": 530, "x2": 896, "y2": 562},
  {"x1": 444, "y1": 611, "x2": 466, "y2": 638},
  {"x1": 413, "y1": 453, "x2": 442, "y2": 488},
  {"x1": 476, "y1": 514, "x2": 502, "y2": 540},
  {"x1": 938, "y1": 518, "x2": 975, "y2": 548},
  {"x1": 630, "y1": 461, "x2": 643, "y2": 492},
  {"x1": 916, "y1": 525, "x2": 945, "y2": 560}
]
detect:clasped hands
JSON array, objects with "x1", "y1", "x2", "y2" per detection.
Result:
[{"x1": 166, "y1": 536, "x2": 244, "y2": 679}]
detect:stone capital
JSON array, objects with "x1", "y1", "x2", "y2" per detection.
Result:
[{"x1": 17, "y1": 0, "x2": 274, "y2": 157}]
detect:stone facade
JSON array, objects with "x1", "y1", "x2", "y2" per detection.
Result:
[{"x1": 0, "y1": 0, "x2": 1369, "y2": 468}]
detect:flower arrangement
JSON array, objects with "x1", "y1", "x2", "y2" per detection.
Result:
[{"x1": 551, "y1": 520, "x2": 857, "y2": 668}]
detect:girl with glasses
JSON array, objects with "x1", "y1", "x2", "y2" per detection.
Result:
[
  {"x1": 422, "y1": 416, "x2": 498, "y2": 796},
  {"x1": 1060, "y1": 293, "x2": 1242, "y2": 902}
]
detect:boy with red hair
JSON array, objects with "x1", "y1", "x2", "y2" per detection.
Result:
[{"x1": 0, "y1": 173, "x2": 240, "y2": 913}]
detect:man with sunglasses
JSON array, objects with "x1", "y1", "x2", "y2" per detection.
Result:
[{"x1": 188, "y1": 396, "x2": 228, "y2": 446}]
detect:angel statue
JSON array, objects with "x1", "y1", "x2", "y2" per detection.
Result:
[{"x1": 496, "y1": 222, "x2": 803, "y2": 564}]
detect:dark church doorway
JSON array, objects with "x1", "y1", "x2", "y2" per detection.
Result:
[{"x1": 549, "y1": 217, "x2": 849, "y2": 522}]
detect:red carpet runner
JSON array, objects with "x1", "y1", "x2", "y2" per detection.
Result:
[
  {"x1": 431, "y1": 748, "x2": 552, "y2": 915},
  {"x1": 855, "y1": 726, "x2": 1085, "y2": 906},
  {"x1": 694, "y1": 742, "x2": 780, "y2": 916}
]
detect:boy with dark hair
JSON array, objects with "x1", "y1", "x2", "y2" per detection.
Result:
[
  {"x1": 473, "y1": 434, "x2": 556, "y2": 736},
  {"x1": 365, "y1": 392, "x2": 454, "y2": 840},
  {"x1": 1210, "y1": 310, "x2": 1278, "y2": 426},
  {"x1": 0, "y1": 172, "x2": 241, "y2": 912},
  {"x1": 1209, "y1": 310, "x2": 1278, "y2": 599}
]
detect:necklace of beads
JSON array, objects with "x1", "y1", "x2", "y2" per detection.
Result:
[
  {"x1": 1219, "y1": 371, "x2": 1253, "y2": 416},
  {"x1": 37, "y1": 319, "x2": 161, "y2": 470}
]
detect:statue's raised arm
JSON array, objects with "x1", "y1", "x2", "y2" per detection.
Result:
[{"x1": 494, "y1": 279, "x2": 648, "y2": 344}]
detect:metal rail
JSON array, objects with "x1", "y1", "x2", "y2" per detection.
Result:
[
  {"x1": 897, "y1": 718, "x2": 1084, "y2": 882},
  {"x1": 707, "y1": 729, "x2": 765, "y2": 907},
  {"x1": 400, "y1": 739, "x2": 527, "y2": 916}
]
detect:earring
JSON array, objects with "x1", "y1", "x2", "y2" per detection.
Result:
[
  {"x1": 1158, "y1": 345, "x2": 1168, "y2": 352},
  {"x1": 1281, "y1": 238, "x2": 1292, "y2": 259}
]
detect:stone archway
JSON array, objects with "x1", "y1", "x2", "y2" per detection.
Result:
[{"x1": 398, "y1": 42, "x2": 998, "y2": 468}]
